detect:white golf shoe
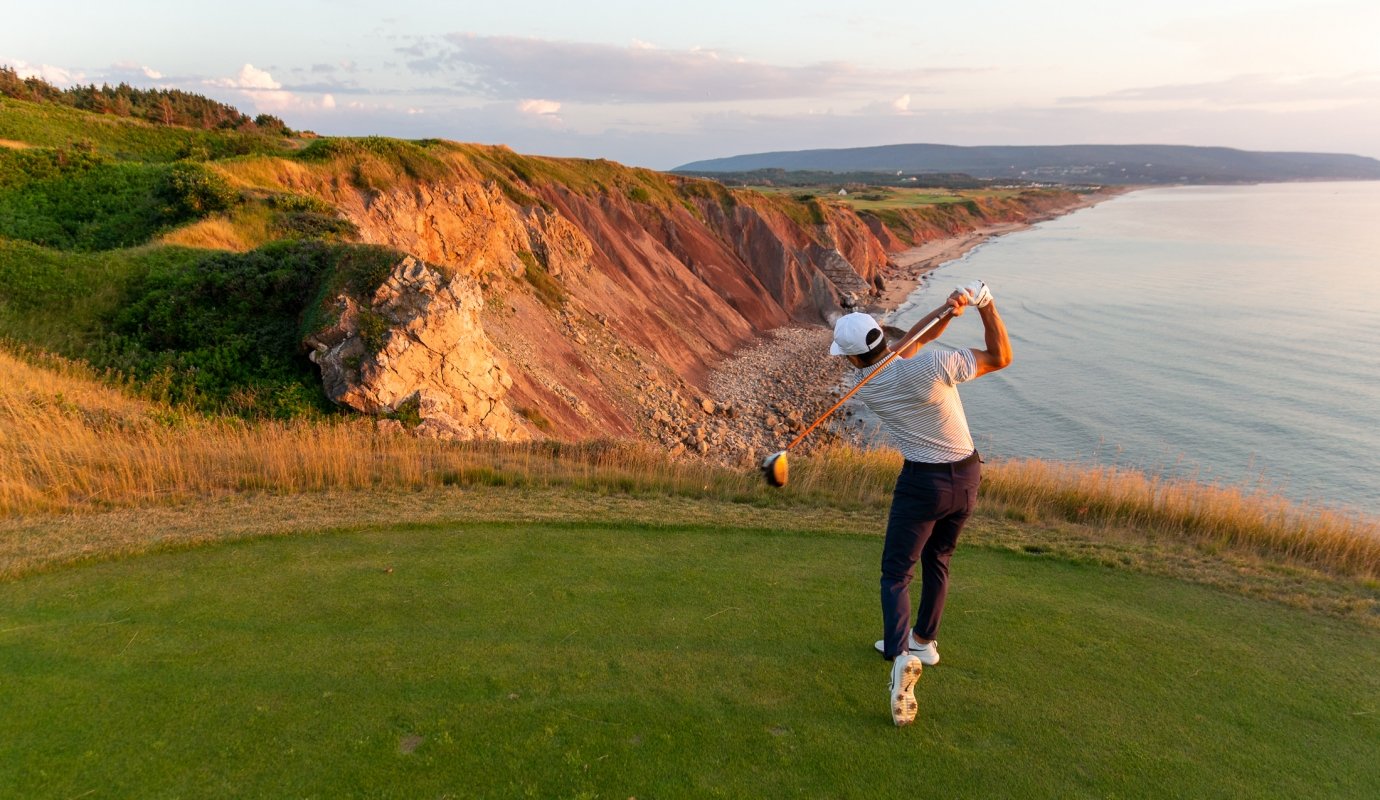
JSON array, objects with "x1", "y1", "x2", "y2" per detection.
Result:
[
  {"x1": 889, "y1": 653, "x2": 923, "y2": 727},
  {"x1": 873, "y1": 633, "x2": 940, "y2": 666}
]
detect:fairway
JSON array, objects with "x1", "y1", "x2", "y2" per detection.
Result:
[{"x1": 2, "y1": 521, "x2": 1377, "y2": 799}]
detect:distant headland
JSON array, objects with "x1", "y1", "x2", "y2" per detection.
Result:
[{"x1": 674, "y1": 143, "x2": 1380, "y2": 185}]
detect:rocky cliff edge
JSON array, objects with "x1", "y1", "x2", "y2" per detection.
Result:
[{"x1": 223, "y1": 142, "x2": 1095, "y2": 462}]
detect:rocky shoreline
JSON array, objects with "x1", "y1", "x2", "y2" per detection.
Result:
[{"x1": 700, "y1": 191, "x2": 1119, "y2": 467}]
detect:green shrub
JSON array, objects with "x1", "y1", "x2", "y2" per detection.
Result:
[
  {"x1": 384, "y1": 394, "x2": 422, "y2": 427},
  {"x1": 356, "y1": 308, "x2": 389, "y2": 353},
  {"x1": 0, "y1": 161, "x2": 165, "y2": 249},
  {"x1": 266, "y1": 193, "x2": 336, "y2": 214},
  {"x1": 0, "y1": 156, "x2": 240, "y2": 250},
  {"x1": 517, "y1": 250, "x2": 565, "y2": 309},
  {"x1": 518, "y1": 406, "x2": 554, "y2": 432},
  {"x1": 162, "y1": 162, "x2": 238, "y2": 216},
  {"x1": 102, "y1": 241, "x2": 405, "y2": 418},
  {"x1": 0, "y1": 146, "x2": 105, "y2": 188},
  {"x1": 272, "y1": 211, "x2": 356, "y2": 241}
]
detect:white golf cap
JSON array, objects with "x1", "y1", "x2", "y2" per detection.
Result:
[{"x1": 830, "y1": 312, "x2": 884, "y2": 356}]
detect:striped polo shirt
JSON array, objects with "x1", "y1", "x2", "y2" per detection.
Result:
[{"x1": 850, "y1": 346, "x2": 978, "y2": 463}]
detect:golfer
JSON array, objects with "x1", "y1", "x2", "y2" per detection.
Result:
[{"x1": 829, "y1": 280, "x2": 1010, "y2": 726}]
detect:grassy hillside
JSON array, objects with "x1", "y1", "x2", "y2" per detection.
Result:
[
  {"x1": 0, "y1": 95, "x2": 1076, "y2": 422},
  {"x1": 0, "y1": 95, "x2": 294, "y2": 161}
]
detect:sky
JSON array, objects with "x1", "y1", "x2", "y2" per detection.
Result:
[{"x1": 5, "y1": 0, "x2": 1379, "y2": 169}]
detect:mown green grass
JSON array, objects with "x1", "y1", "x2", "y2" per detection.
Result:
[{"x1": 2, "y1": 522, "x2": 1376, "y2": 798}]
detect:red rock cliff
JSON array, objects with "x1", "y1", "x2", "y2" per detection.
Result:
[{"x1": 260, "y1": 143, "x2": 1095, "y2": 449}]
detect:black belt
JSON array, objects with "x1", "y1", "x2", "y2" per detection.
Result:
[{"x1": 902, "y1": 450, "x2": 980, "y2": 473}]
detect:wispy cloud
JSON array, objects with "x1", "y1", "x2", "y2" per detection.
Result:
[
  {"x1": 400, "y1": 34, "x2": 963, "y2": 103},
  {"x1": 1061, "y1": 73, "x2": 1380, "y2": 111},
  {"x1": 109, "y1": 60, "x2": 162, "y2": 81}
]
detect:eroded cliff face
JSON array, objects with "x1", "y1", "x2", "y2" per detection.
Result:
[
  {"x1": 290, "y1": 155, "x2": 1091, "y2": 451},
  {"x1": 305, "y1": 256, "x2": 526, "y2": 441}
]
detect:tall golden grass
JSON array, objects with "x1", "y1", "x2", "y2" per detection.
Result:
[
  {"x1": 0, "y1": 350, "x2": 774, "y2": 513},
  {"x1": 158, "y1": 217, "x2": 251, "y2": 251},
  {"x1": 981, "y1": 458, "x2": 1380, "y2": 580},
  {"x1": 3, "y1": 349, "x2": 1377, "y2": 579}
]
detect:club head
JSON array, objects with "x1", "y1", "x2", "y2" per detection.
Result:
[{"x1": 761, "y1": 451, "x2": 788, "y2": 488}]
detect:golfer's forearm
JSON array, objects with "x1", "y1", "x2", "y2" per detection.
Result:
[
  {"x1": 979, "y1": 303, "x2": 1011, "y2": 368},
  {"x1": 897, "y1": 304, "x2": 954, "y2": 357}
]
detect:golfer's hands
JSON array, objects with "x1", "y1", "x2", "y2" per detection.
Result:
[
  {"x1": 961, "y1": 280, "x2": 993, "y2": 309},
  {"x1": 946, "y1": 288, "x2": 971, "y2": 316}
]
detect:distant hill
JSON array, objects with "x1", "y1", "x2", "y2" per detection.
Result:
[{"x1": 675, "y1": 144, "x2": 1380, "y2": 185}]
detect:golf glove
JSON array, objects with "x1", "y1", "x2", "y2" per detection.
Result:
[{"x1": 960, "y1": 280, "x2": 992, "y2": 308}]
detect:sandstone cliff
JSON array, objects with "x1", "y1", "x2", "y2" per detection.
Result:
[{"x1": 227, "y1": 142, "x2": 1095, "y2": 457}]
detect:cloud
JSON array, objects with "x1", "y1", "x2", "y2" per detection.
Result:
[
  {"x1": 205, "y1": 64, "x2": 336, "y2": 113},
  {"x1": 891, "y1": 94, "x2": 912, "y2": 112},
  {"x1": 104, "y1": 60, "x2": 166, "y2": 83},
  {"x1": 517, "y1": 99, "x2": 561, "y2": 116},
  {"x1": 404, "y1": 34, "x2": 961, "y2": 103},
  {"x1": 1060, "y1": 73, "x2": 1380, "y2": 112},
  {"x1": 209, "y1": 63, "x2": 281, "y2": 91},
  {"x1": 6, "y1": 59, "x2": 83, "y2": 85}
]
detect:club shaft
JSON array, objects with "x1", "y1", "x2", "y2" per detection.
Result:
[{"x1": 783, "y1": 306, "x2": 954, "y2": 452}]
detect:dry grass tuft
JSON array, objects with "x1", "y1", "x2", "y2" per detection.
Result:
[
  {"x1": 158, "y1": 216, "x2": 250, "y2": 251},
  {"x1": 980, "y1": 458, "x2": 1380, "y2": 580},
  {"x1": 215, "y1": 157, "x2": 316, "y2": 192},
  {"x1": 0, "y1": 349, "x2": 755, "y2": 514}
]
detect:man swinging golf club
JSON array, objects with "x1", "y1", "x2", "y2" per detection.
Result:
[{"x1": 829, "y1": 280, "x2": 1010, "y2": 726}]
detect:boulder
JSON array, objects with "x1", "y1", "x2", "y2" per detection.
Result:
[{"x1": 306, "y1": 256, "x2": 527, "y2": 441}]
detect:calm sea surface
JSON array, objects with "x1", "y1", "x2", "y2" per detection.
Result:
[{"x1": 884, "y1": 182, "x2": 1380, "y2": 515}]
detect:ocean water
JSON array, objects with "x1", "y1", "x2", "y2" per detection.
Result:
[{"x1": 883, "y1": 182, "x2": 1380, "y2": 515}]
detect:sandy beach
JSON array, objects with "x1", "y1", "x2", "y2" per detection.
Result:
[{"x1": 871, "y1": 222, "x2": 1029, "y2": 321}]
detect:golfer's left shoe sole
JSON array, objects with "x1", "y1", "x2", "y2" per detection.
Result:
[{"x1": 890, "y1": 659, "x2": 923, "y2": 727}]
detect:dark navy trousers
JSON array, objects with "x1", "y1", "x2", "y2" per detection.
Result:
[{"x1": 880, "y1": 453, "x2": 981, "y2": 660}]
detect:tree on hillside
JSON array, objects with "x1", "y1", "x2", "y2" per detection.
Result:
[{"x1": 0, "y1": 65, "x2": 292, "y2": 135}]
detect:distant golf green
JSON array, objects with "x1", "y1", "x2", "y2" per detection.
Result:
[{"x1": 2, "y1": 522, "x2": 1376, "y2": 798}]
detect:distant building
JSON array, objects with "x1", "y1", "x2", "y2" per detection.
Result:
[{"x1": 837, "y1": 188, "x2": 848, "y2": 196}]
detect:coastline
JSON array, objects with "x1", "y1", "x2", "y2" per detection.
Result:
[
  {"x1": 705, "y1": 189, "x2": 1124, "y2": 464},
  {"x1": 869, "y1": 189, "x2": 1120, "y2": 321}
]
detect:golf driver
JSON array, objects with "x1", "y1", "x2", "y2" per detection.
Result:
[{"x1": 761, "y1": 304, "x2": 955, "y2": 487}]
